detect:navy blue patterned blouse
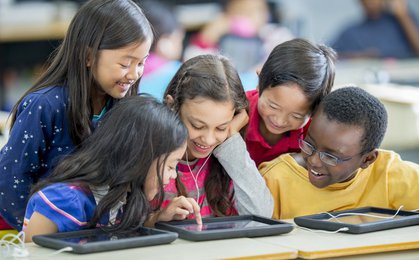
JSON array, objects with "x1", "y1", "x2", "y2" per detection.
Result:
[{"x1": 0, "y1": 86, "x2": 110, "y2": 230}]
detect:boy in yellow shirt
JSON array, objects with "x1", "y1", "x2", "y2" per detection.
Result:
[{"x1": 260, "y1": 86, "x2": 419, "y2": 219}]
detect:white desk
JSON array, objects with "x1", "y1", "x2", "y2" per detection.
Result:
[
  {"x1": 330, "y1": 249, "x2": 419, "y2": 260},
  {"x1": 24, "y1": 237, "x2": 297, "y2": 260},
  {"x1": 22, "y1": 222, "x2": 419, "y2": 260},
  {"x1": 255, "y1": 222, "x2": 419, "y2": 259}
]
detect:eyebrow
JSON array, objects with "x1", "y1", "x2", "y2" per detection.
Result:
[
  {"x1": 268, "y1": 99, "x2": 307, "y2": 117},
  {"x1": 189, "y1": 117, "x2": 231, "y2": 127},
  {"x1": 122, "y1": 54, "x2": 149, "y2": 61},
  {"x1": 268, "y1": 99, "x2": 281, "y2": 108},
  {"x1": 292, "y1": 112, "x2": 307, "y2": 117}
]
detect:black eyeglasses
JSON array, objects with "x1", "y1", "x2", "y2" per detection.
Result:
[{"x1": 298, "y1": 139, "x2": 360, "y2": 166}]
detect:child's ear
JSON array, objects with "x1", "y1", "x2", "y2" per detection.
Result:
[
  {"x1": 86, "y1": 48, "x2": 93, "y2": 67},
  {"x1": 360, "y1": 149, "x2": 379, "y2": 169},
  {"x1": 165, "y1": 94, "x2": 175, "y2": 109},
  {"x1": 255, "y1": 68, "x2": 260, "y2": 91}
]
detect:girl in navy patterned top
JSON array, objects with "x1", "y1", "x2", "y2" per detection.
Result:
[
  {"x1": 0, "y1": 0, "x2": 153, "y2": 230},
  {"x1": 24, "y1": 96, "x2": 198, "y2": 242}
]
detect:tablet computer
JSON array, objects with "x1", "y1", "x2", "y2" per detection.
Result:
[
  {"x1": 155, "y1": 215, "x2": 293, "y2": 241},
  {"x1": 294, "y1": 207, "x2": 419, "y2": 234},
  {"x1": 32, "y1": 227, "x2": 178, "y2": 254}
]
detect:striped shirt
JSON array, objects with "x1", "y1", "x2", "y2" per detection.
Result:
[{"x1": 161, "y1": 157, "x2": 237, "y2": 218}]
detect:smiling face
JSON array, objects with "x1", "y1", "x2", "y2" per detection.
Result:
[
  {"x1": 302, "y1": 110, "x2": 371, "y2": 188},
  {"x1": 258, "y1": 84, "x2": 311, "y2": 140},
  {"x1": 92, "y1": 40, "x2": 151, "y2": 99},
  {"x1": 179, "y1": 97, "x2": 235, "y2": 160},
  {"x1": 144, "y1": 142, "x2": 187, "y2": 200}
]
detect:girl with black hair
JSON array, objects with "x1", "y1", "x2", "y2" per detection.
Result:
[
  {"x1": 0, "y1": 0, "x2": 153, "y2": 230},
  {"x1": 23, "y1": 96, "x2": 200, "y2": 242}
]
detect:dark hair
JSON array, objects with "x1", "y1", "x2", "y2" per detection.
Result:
[
  {"x1": 164, "y1": 54, "x2": 248, "y2": 112},
  {"x1": 320, "y1": 86, "x2": 388, "y2": 153},
  {"x1": 139, "y1": 0, "x2": 180, "y2": 51},
  {"x1": 164, "y1": 54, "x2": 248, "y2": 216},
  {"x1": 10, "y1": 0, "x2": 153, "y2": 145},
  {"x1": 258, "y1": 38, "x2": 337, "y2": 113},
  {"x1": 31, "y1": 95, "x2": 187, "y2": 231}
]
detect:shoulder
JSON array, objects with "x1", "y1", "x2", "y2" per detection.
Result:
[
  {"x1": 19, "y1": 86, "x2": 69, "y2": 111},
  {"x1": 373, "y1": 149, "x2": 419, "y2": 177},
  {"x1": 246, "y1": 89, "x2": 258, "y2": 101},
  {"x1": 25, "y1": 85, "x2": 67, "y2": 99},
  {"x1": 333, "y1": 21, "x2": 365, "y2": 44},
  {"x1": 15, "y1": 86, "x2": 69, "y2": 124},
  {"x1": 246, "y1": 90, "x2": 260, "y2": 125},
  {"x1": 27, "y1": 183, "x2": 94, "y2": 231},
  {"x1": 30, "y1": 183, "x2": 92, "y2": 206},
  {"x1": 259, "y1": 154, "x2": 294, "y2": 178}
]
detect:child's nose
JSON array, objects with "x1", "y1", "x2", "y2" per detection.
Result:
[
  {"x1": 127, "y1": 66, "x2": 143, "y2": 82},
  {"x1": 307, "y1": 150, "x2": 323, "y2": 168},
  {"x1": 273, "y1": 114, "x2": 288, "y2": 126},
  {"x1": 201, "y1": 131, "x2": 217, "y2": 146}
]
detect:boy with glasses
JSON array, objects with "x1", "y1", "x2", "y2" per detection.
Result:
[{"x1": 260, "y1": 86, "x2": 419, "y2": 219}]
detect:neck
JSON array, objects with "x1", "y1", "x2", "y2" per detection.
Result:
[
  {"x1": 185, "y1": 151, "x2": 212, "y2": 176},
  {"x1": 183, "y1": 148, "x2": 196, "y2": 161},
  {"x1": 92, "y1": 88, "x2": 107, "y2": 115},
  {"x1": 292, "y1": 153, "x2": 306, "y2": 169}
]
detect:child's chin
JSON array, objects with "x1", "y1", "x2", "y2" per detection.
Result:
[
  {"x1": 266, "y1": 124, "x2": 287, "y2": 135},
  {"x1": 308, "y1": 175, "x2": 328, "y2": 189}
]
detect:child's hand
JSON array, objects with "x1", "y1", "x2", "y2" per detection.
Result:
[
  {"x1": 228, "y1": 109, "x2": 248, "y2": 138},
  {"x1": 157, "y1": 196, "x2": 202, "y2": 225}
]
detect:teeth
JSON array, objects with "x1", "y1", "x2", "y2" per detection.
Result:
[
  {"x1": 311, "y1": 170, "x2": 323, "y2": 176},
  {"x1": 195, "y1": 142, "x2": 209, "y2": 149}
]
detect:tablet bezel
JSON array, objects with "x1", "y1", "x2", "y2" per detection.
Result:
[
  {"x1": 294, "y1": 207, "x2": 419, "y2": 234},
  {"x1": 32, "y1": 227, "x2": 178, "y2": 254},
  {"x1": 155, "y1": 215, "x2": 293, "y2": 241}
]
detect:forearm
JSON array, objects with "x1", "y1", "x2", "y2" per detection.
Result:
[
  {"x1": 213, "y1": 133, "x2": 274, "y2": 217},
  {"x1": 396, "y1": 14, "x2": 419, "y2": 55}
]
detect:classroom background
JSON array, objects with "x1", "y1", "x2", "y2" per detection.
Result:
[{"x1": 1, "y1": 0, "x2": 419, "y2": 163}]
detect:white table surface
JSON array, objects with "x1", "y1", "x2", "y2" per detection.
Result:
[
  {"x1": 23, "y1": 237, "x2": 297, "y2": 260},
  {"x1": 255, "y1": 221, "x2": 419, "y2": 259}
]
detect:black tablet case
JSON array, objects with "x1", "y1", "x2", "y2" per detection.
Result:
[
  {"x1": 294, "y1": 207, "x2": 419, "y2": 234},
  {"x1": 155, "y1": 215, "x2": 293, "y2": 241},
  {"x1": 32, "y1": 227, "x2": 178, "y2": 254}
]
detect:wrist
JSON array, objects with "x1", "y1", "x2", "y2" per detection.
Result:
[{"x1": 144, "y1": 210, "x2": 161, "y2": 227}]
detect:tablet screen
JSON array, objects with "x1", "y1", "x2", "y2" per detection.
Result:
[
  {"x1": 59, "y1": 229, "x2": 151, "y2": 244},
  {"x1": 326, "y1": 212, "x2": 402, "y2": 225},
  {"x1": 176, "y1": 220, "x2": 270, "y2": 232}
]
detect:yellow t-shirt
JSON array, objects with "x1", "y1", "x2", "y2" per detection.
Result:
[{"x1": 260, "y1": 150, "x2": 419, "y2": 219}]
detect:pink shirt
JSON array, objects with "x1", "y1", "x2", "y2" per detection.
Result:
[{"x1": 161, "y1": 157, "x2": 237, "y2": 218}]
